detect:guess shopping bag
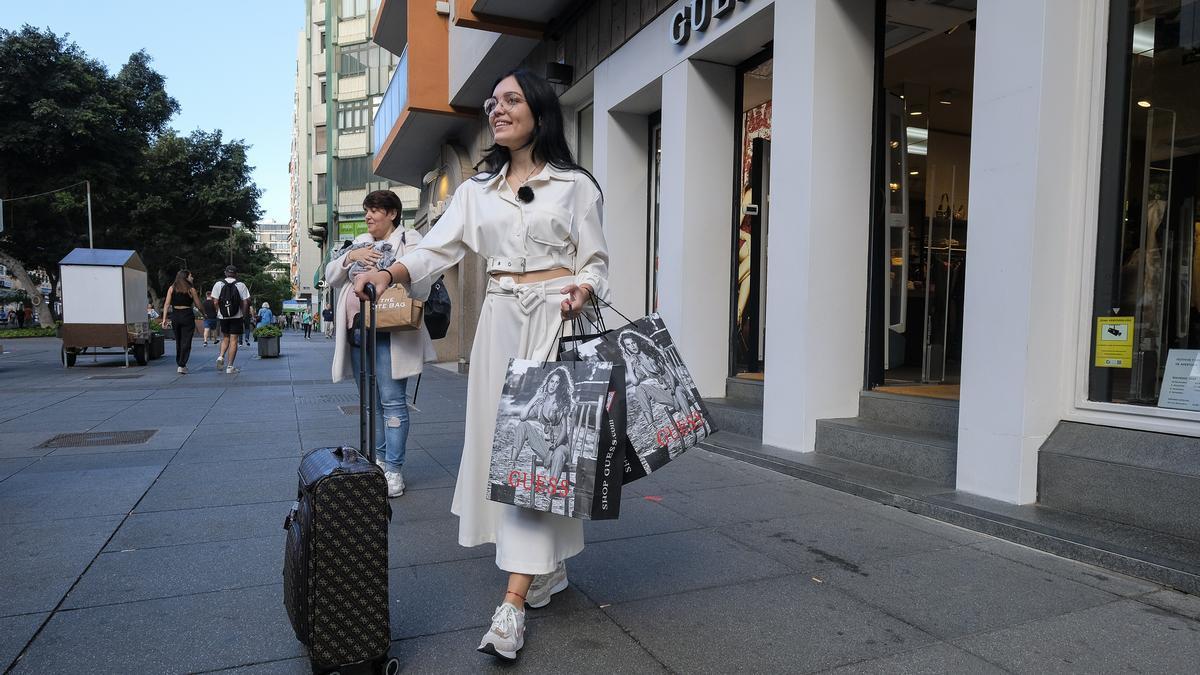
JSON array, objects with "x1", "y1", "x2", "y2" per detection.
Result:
[
  {"x1": 566, "y1": 311, "x2": 716, "y2": 483},
  {"x1": 486, "y1": 358, "x2": 627, "y2": 520}
]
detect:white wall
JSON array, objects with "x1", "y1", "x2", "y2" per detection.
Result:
[
  {"x1": 956, "y1": 0, "x2": 1103, "y2": 503},
  {"x1": 760, "y1": 0, "x2": 876, "y2": 452},
  {"x1": 62, "y1": 266, "x2": 124, "y2": 324}
]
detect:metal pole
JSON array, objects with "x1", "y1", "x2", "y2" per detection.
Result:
[{"x1": 86, "y1": 180, "x2": 94, "y2": 248}]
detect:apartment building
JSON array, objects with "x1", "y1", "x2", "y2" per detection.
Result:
[
  {"x1": 253, "y1": 221, "x2": 292, "y2": 280},
  {"x1": 368, "y1": 0, "x2": 1200, "y2": 592},
  {"x1": 291, "y1": 0, "x2": 420, "y2": 316}
]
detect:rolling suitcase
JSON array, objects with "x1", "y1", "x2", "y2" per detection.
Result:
[{"x1": 283, "y1": 285, "x2": 399, "y2": 675}]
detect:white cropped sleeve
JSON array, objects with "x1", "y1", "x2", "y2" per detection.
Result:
[
  {"x1": 399, "y1": 184, "x2": 473, "y2": 288},
  {"x1": 572, "y1": 193, "x2": 609, "y2": 300}
]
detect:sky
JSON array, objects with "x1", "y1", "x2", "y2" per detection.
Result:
[{"x1": 1, "y1": 0, "x2": 304, "y2": 224}]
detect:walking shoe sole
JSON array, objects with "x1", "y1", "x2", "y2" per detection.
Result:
[
  {"x1": 477, "y1": 640, "x2": 520, "y2": 661},
  {"x1": 526, "y1": 576, "x2": 568, "y2": 609}
]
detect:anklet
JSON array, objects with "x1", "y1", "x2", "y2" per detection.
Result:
[{"x1": 505, "y1": 590, "x2": 526, "y2": 604}]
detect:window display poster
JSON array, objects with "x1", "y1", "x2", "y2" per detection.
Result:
[
  {"x1": 1094, "y1": 316, "x2": 1134, "y2": 368},
  {"x1": 1157, "y1": 350, "x2": 1200, "y2": 412}
]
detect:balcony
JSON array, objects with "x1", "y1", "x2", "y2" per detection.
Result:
[
  {"x1": 371, "y1": 4, "x2": 475, "y2": 186},
  {"x1": 452, "y1": 0, "x2": 578, "y2": 36},
  {"x1": 372, "y1": 0, "x2": 407, "y2": 57}
]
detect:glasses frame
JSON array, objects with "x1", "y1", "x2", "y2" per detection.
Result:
[{"x1": 484, "y1": 93, "x2": 526, "y2": 118}]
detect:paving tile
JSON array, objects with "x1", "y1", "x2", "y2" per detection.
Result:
[
  {"x1": 393, "y1": 608, "x2": 666, "y2": 674},
  {"x1": 135, "y1": 457, "x2": 298, "y2": 512},
  {"x1": 718, "y1": 509, "x2": 973, "y2": 575},
  {"x1": 0, "y1": 461, "x2": 165, "y2": 524},
  {"x1": 65, "y1": 534, "x2": 284, "y2": 608},
  {"x1": 583, "y1": 493, "x2": 706, "y2": 543},
  {"x1": 106, "y1": 501, "x2": 292, "y2": 552},
  {"x1": 206, "y1": 657, "x2": 311, "y2": 674},
  {"x1": 969, "y1": 538, "x2": 1161, "y2": 598},
  {"x1": 392, "y1": 461, "x2": 456, "y2": 491},
  {"x1": 1140, "y1": 589, "x2": 1200, "y2": 622},
  {"x1": 172, "y1": 438, "x2": 306, "y2": 464},
  {"x1": 653, "y1": 479, "x2": 845, "y2": 528},
  {"x1": 388, "y1": 516, "x2": 493, "y2": 569},
  {"x1": 389, "y1": 556, "x2": 594, "y2": 640},
  {"x1": 569, "y1": 528, "x2": 790, "y2": 605},
  {"x1": 0, "y1": 613, "x2": 47, "y2": 672},
  {"x1": 0, "y1": 457, "x2": 36, "y2": 481},
  {"x1": 820, "y1": 546, "x2": 1120, "y2": 640},
  {"x1": 42, "y1": 425, "x2": 196, "y2": 456},
  {"x1": 386, "y1": 486, "x2": 456, "y2": 523},
  {"x1": 606, "y1": 574, "x2": 936, "y2": 673},
  {"x1": 0, "y1": 515, "x2": 123, "y2": 616},
  {"x1": 953, "y1": 599, "x2": 1200, "y2": 674},
  {"x1": 10, "y1": 585, "x2": 303, "y2": 674},
  {"x1": 0, "y1": 432, "x2": 70, "y2": 457},
  {"x1": 819, "y1": 641, "x2": 1006, "y2": 674}
]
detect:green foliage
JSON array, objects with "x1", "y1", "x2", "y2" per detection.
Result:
[
  {"x1": 0, "y1": 327, "x2": 56, "y2": 338},
  {"x1": 253, "y1": 324, "x2": 283, "y2": 338},
  {"x1": 0, "y1": 27, "x2": 267, "y2": 318},
  {"x1": 149, "y1": 318, "x2": 164, "y2": 334}
]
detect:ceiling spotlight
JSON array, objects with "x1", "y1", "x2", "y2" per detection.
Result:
[
  {"x1": 1137, "y1": 100, "x2": 1152, "y2": 108},
  {"x1": 909, "y1": 170, "x2": 919, "y2": 176},
  {"x1": 909, "y1": 110, "x2": 924, "y2": 116}
]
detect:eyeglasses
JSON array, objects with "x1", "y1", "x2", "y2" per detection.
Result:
[{"x1": 483, "y1": 93, "x2": 525, "y2": 117}]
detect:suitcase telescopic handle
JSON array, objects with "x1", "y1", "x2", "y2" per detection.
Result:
[{"x1": 359, "y1": 282, "x2": 379, "y2": 465}]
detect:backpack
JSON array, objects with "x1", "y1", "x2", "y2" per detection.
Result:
[
  {"x1": 217, "y1": 281, "x2": 242, "y2": 318},
  {"x1": 424, "y1": 275, "x2": 452, "y2": 340}
]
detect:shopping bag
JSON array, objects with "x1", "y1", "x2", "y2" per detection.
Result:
[
  {"x1": 375, "y1": 283, "x2": 423, "y2": 332},
  {"x1": 486, "y1": 359, "x2": 626, "y2": 520},
  {"x1": 567, "y1": 312, "x2": 716, "y2": 483}
]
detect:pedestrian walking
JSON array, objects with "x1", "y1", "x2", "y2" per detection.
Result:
[
  {"x1": 257, "y1": 302, "x2": 274, "y2": 331},
  {"x1": 330, "y1": 189, "x2": 435, "y2": 500},
  {"x1": 353, "y1": 69, "x2": 608, "y2": 660},
  {"x1": 19, "y1": 305, "x2": 30, "y2": 328},
  {"x1": 211, "y1": 266, "x2": 250, "y2": 374},
  {"x1": 301, "y1": 309, "x2": 313, "y2": 340},
  {"x1": 147, "y1": 303, "x2": 160, "y2": 323},
  {"x1": 161, "y1": 270, "x2": 203, "y2": 374},
  {"x1": 243, "y1": 305, "x2": 255, "y2": 346},
  {"x1": 321, "y1": 306, "x2": 334, "y2": 339},
  {"x1": 201, "y1": 291, "x2": 219, "y2": 346}
]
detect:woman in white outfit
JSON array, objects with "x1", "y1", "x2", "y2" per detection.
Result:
[
  {"x1": 353, "y1": 68, "x2": 608, "y2": 661},
  {"x1": 328, "y1": 190, "x2": 436, "y2": 498}
]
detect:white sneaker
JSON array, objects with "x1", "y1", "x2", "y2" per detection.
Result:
[
  {"x1": 525, "y1": 562, "x2": 568, "y2": 609},
  {"x1": 477, "y1": 603, "x2": 524, "y2": 661},
  {"x1": 225, "y1": 366, "x2": 239, "y2": 374},
  {"x1": 384, "y1": 470, "x2": 405, "y2": 498},
  {"x1": 216, "y1": 355, "x2": 224, "y2": 367},
  {"x1": 177, "y1": 366, "x2": 188, "y2": 374}
]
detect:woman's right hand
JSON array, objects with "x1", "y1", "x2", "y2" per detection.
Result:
[
  {"x1": 347, "y1": 247, "x2": 383, "y2": 265},
  {"x1": 353, "y1": 268, "x2": 392, "y2": 301}
]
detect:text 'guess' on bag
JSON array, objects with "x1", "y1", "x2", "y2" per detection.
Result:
[{"x1": 374, "y1": 283, "x2": 423, "y2": 332}]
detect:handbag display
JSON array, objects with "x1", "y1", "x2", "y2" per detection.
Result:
[{"x1": 374, "y1": 283, "x2": 423, "y2": 332}]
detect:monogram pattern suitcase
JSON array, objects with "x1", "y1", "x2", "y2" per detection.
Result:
[{"x1": 283, "y1": 287, "x2": 398, "y2": 675}]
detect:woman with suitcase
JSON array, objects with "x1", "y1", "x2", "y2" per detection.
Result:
[{"x1": 354, "y1": 68, "x2": 609, "y2": 660}]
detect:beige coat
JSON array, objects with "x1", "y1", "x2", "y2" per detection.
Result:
[{"x1": 326, "y1": 228, "x2": 436, "y2": 383}]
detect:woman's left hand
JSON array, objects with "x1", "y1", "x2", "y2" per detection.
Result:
[{"x1": 560, "y1": 283, "x2": 592, "y2": 320}]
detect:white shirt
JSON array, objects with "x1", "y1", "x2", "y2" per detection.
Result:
[
  {"x1": 210, "y1": 278, "x2": 250, "y2": 319},
  {"x1": 398, "y1": 163, "x2": 609, "y2": 298}
]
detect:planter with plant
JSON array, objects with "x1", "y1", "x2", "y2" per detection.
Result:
[{"x1": 255, "y1": 325, "x2": 282, "y2": 358}]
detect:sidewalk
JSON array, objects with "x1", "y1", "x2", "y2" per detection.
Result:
[{"x1": 1, "y1": 334, "x2": 1198, "y2": 674}]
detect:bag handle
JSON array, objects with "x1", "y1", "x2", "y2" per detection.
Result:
[{"x1": 544, "y1": 320, "x2": 569, "y2": 363}]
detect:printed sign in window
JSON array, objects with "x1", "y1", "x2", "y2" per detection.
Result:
[{"x1": 1094, "y1": 316, "x2": 1134, "y2": 368}]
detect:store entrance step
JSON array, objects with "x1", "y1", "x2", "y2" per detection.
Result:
[
  {"x1": 725, "y1": 376, "x2": 763, "y2": 404},
  {"x1": 859, "y1": 389, "x2": 959, "y2": 435},
  {"x1": 704, "y1": 397, "x2": 763, "y2": 440},
  {"x1": 814, "y1": 416, "x2": 957, "y2": 486}
]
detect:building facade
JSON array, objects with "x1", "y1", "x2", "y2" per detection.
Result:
[
  {"x1": 291, "y1": 0, "x2": 421, "y2": 318},
  {"x1": 369, "y1": 0, "x2": 1200, "y2": 579},
  {"x1": 253, "y1": 221, "x2": 292, "y2": 281}
]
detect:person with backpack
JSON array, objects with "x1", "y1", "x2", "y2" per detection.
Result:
[
  {"x1": 211, "y1": 266, "x2": 250, "y2": 374},
  {"x1": 201, "y1": 291, "x2": 220, "y2": 346},
  {"x1": 327, "y1": 189, "x2": 435, "y2": 500}
]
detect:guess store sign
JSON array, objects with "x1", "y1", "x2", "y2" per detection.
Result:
[{"x1": 670, "y1": 0, "x2": 750, "y2": 46}]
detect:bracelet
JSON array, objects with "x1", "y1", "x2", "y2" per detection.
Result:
[{"x1": 382, "y1": 268, "x2": 394, "y2": 286}]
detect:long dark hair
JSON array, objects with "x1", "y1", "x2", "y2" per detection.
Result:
[
  {"x1": 474, "y1": 68, "x2": 601, "y2": 194},
  {"x1": 171, "y1": 270, "x2": 193, "y2": 295}
]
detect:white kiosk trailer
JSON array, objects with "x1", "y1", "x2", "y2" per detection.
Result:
[{"x1": 58, "y1": 248, "x2": 153, "y2": 367}]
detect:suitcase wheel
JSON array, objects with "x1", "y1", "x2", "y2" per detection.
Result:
[{"x1": 380, "y1": 656, "x2": 400, "y2": 675}]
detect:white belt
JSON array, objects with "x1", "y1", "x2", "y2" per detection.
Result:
[
  {"x1": 486, "y1": 254, "x2": 570, "y2": 275},
  {"x1": 488, "y1": 276, "x2": 547, "y2": 315}
]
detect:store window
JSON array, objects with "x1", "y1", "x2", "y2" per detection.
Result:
[
  {"x1": 1091, "y1": 0, "x2": 1200, "y2": 411},
  {"x1": 732, "y1": 55, "x2": 772, "y2": 376},
  {"x1": 576, "y1": 104, "x2": 594, "y2": 173},
  {"x1": 648, "y1": 113, "x2": 662, "y2": 315}
]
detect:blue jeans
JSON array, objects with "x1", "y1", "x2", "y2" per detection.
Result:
[{"x1": 349, "y1": 331, "x2": 409, "y2": 472}]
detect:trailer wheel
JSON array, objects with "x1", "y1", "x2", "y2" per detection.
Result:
[{"x1": 132, "y1": 343, "x2": 148, "y2": 366}]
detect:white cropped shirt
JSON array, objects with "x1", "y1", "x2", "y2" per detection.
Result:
[{"x1": 398, "y1": 162, "x2": 610, "y2": 299}]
